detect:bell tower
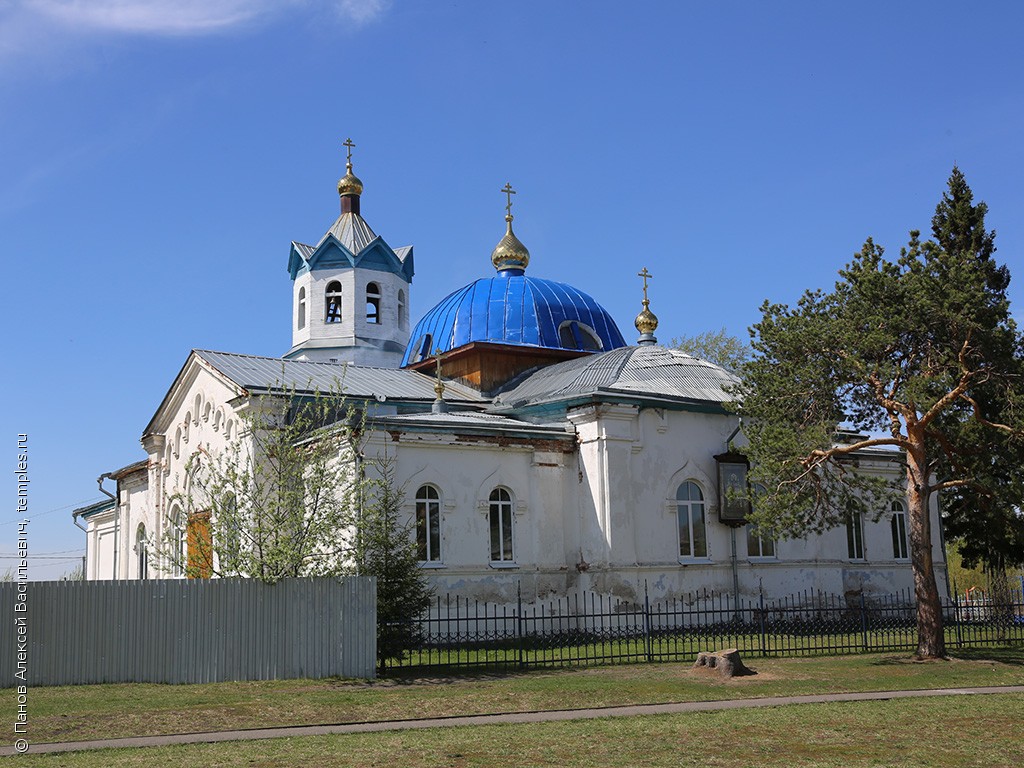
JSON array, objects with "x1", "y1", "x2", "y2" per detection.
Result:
[{"x1": 285, "y1": 140, "x2": 414, "y2": 367}]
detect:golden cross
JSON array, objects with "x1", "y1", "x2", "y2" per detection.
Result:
[
  {"x1": 638, "y1": 267, "x2": 653, "y2": 302},
  {"x1": 431, "y1": 348, "x2": 446, "y2": 398},
  {"x1": 343, "y1": 137, "x2": 356, "y2": 163},
  {"x1": 501, "y1": 182, "x2": 516, "y2": 216}
]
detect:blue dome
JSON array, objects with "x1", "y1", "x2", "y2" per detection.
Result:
[{"x1": 402, "y1": 272, "x2": 627, "y2": 366}]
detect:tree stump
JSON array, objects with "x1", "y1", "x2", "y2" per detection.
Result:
[{"x1": 692, "y1": 648, "x2": 752, "y2": 678}]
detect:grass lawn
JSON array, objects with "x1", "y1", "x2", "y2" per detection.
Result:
[
  {"x1": 16, "y1": 694, "x2": 1024, "y2": 767},
  {"x1": 12, "y1": 646, "x2": 1024, "y2": 746}
]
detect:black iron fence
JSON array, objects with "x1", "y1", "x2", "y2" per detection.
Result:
[{"x1": 381, "y1": 585, "x2": 1024, "y2": 674}]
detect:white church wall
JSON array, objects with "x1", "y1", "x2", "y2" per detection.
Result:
[{"x1": 382, "y1": 429, "x2": 579, "y2": 605}]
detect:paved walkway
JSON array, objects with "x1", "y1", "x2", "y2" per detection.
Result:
[{"x1": 9, "y1": 685, "x2": 1024, "y2": 756}]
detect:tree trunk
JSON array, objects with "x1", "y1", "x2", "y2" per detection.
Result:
[{"x1": 906, "y1": 433, "x2": 946, "y2": 658}]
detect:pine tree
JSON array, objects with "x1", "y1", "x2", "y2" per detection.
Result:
[
  {"x1": 356, "y1": 449, "x2": 433, "y2": 669},
  {"x1": 738, "y1": 168, "x2": 1024, "y2": 658}
]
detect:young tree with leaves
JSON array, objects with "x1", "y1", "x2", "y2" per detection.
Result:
[
  {"x1": 164, "y1": 384, "x2": 363, "y2": 582},
  {"x1": 671, "y1": 327, "x2": 751, "y2": 373},
  {"x1": 738, "y1": 168, "x2": 1024, "y2": 658}
]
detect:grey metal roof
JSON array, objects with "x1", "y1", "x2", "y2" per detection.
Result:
[
  {"x1": 73, "y1": 498, "x2": 115, "y2": 519},
  {"x1": 194, "y1": 349, "x2": 485, "y2": 403},
  {"x1": 320, "y1": 212, "x2": 378, "y2": 254},
  {"x1": 292, "y1": 241, "x2": 315, "y2": 260},
  {"x1": 492, "y1": 345, "x2": 739, "y2": 409},
  {"x1": 373, "y1": 410, "x2": 572, "y2": 440},
  {"x1": 393, "y1": 245, "x2": 412, "y2": 263}
]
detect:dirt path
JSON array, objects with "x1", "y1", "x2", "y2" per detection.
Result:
[{"x1": 9, "y1": 685, "x2": 1024, "y2": 757}]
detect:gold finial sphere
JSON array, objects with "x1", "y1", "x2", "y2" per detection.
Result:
[{"x1": 635, "y1": 304, "x2": 659, "y2": 335}]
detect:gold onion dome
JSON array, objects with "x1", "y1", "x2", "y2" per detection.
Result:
[
  {"x1": 337, "y1": 161, "x2": 364, "y2": 197},
  {"x1": 491, "y1": 214, "x2": 531, "y2": 272},
  {"x1": 635, "y1": 304, "x2": 659, "y2": 335}
]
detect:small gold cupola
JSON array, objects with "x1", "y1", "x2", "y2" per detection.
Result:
[
  {"x1": 337, "y1": 137, "x2": 364, "y2": 214},
  {"x1": 491, "y1": 182, "x2": 531, "y2": 273},
  {"x1": 635, "y1": 267, "x2": 659, "y2": 346}
]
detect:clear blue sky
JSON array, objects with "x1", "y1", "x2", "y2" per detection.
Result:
[{"x1": 2, "y1": 1, "x2": 1022, "y2": 579}]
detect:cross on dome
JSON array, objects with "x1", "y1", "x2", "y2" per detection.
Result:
[
  {"x1": 501, "y1": 182, "x2": 516, "y2": 219},
  {"x1": 337, "y1": 137, "x2": 364, "y2": 203},
  {"x1": 634, "y1": 266, "x2": 659, "y2": 345},
  {"x1": 638, "y1": 267, "x2": 653, "y2": 303},
  {"x1": 490, "y1": 181, "x2": 530, "y2": 273}
]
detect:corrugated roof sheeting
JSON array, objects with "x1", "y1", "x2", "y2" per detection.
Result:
[
  {"x1": 292, "y1": 242, "x2": 315, "y2": 260},
  {"x1": 321, "y1": 212, "x2": 378, "y2": 253},
  {"x1": 194, "y1": 349, "x2": 485, "y2": 402},
  {"x1": 493, "y1": 346, "x2": 738, "y2": 407},
  {"x1": 375, "y1": 410, "x2": 572, "y2": 437}
]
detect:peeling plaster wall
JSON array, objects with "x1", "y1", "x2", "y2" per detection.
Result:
[{"x1": 379, "y1": 404, "x2": 948, "y2": 609}]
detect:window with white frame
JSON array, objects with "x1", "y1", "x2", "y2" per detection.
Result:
[
  {"x1": 557, "y1": 320, "x2": 603, "y2": 351},
  {"x1": 746, "y1": 525, "x2": 775, "y2": 558},
  {"x1": 297, "y1": 287, "x2": 306, "y2": 329},
  {"x1": 891, "y1": 500, "x2": 909, "y2": 560},
  {"x1": 416, "y1": 485, "x2": 441, "y2": 563},
  {"x1": 135, "y1": 523, "x2": 148, "y2": 580},
  {"x1": 325, "y1": 281, "x2": 343, "y2": 323},
  {"x1": 221, "y1": 492, "x2": 240, "y2": 575},
  {"x1": 170, "y1": 505, "x2": 185, "y2": 576},
  {"x1": 489, "y1": 487, "x2": 514, "y2": 563},
  {"x1": 846, "y1": 512, "x2": 864, "y2": 560},
  {"x1": 676, "y1": 481, "x2": 707, "y2": 558},
  {"x1": 745, "y1": 484, "x2": 775, "y2": 558}
]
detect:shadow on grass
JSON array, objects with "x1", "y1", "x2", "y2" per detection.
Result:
[
  {"x1": 868, "y1": 645, "x2": 1024, "y2": 666},
  {"x1": 947, "y1": 645, "x2": 1024, "y2": 666}
]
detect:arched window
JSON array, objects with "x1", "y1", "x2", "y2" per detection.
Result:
[
  {"x1": 891, "y1": 500, "x2": 909, "y2": 560},
  {"x1": 170, "y1": 505, "x2": 184, "y2": 576},
  {"x1": 297, "y1": 287, "x2": 307, "y2": 329},
  {"x1": 746, "y1": 484, "x2": 775, "y2": 558},
  {"x1": 325, "y1": 281, "x2": 342, "y2": 324},
  {"x1": 847, "y1": 512, "x2": 865, "y2": 560},
  {"x1": 220, "y1": 492, "x2": 240, "y2": 575},
  {"x1": 411, "y1": 334, "x2": 432, "y2": 363},
  {"x1": 416, "y1": 485, "x2": 441, "y2": 563},
  {"x1": 557, "y1": 320, "x2": 603, "y2": 351},
  {"x1": 398, "y1": 289, "x2": 408, "y2": 330},
  {"x1": 489, "y1": 487, "x2": 514, "y2": 563},
  {"x1": 676, "y1": 482, "x2": 707, "y2": 558},
  {"x1": 136, "y1": 523, "x2": 148, "y2": 580},
  {"x1": 366, "y1": 282, "x2": 381, "y2": 324}
]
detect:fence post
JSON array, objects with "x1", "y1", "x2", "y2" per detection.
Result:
[
  {"x1": 643, "y1": 581, "x2": 652, "y2": 663},
  {"x1": 758, "y1": 589, "x2": 767, "y2": 658},
  {"x1": 517, "y1": 581, "x2": 524, "y2": 670},
  {"x1": 860, "y1": 592, "x2": 868, "y2": 652},
  {"x1": 952, "y1": 588, "x2": 964, "y2": 649}
]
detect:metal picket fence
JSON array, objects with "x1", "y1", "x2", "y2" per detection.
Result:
[{"x1": 381, "y1": 584, "x2": 1024, "y2": 674}]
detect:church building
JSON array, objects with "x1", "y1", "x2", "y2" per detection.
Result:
[{"x1": 75, "y1": 144, "x2": 949, "y2": 607}]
